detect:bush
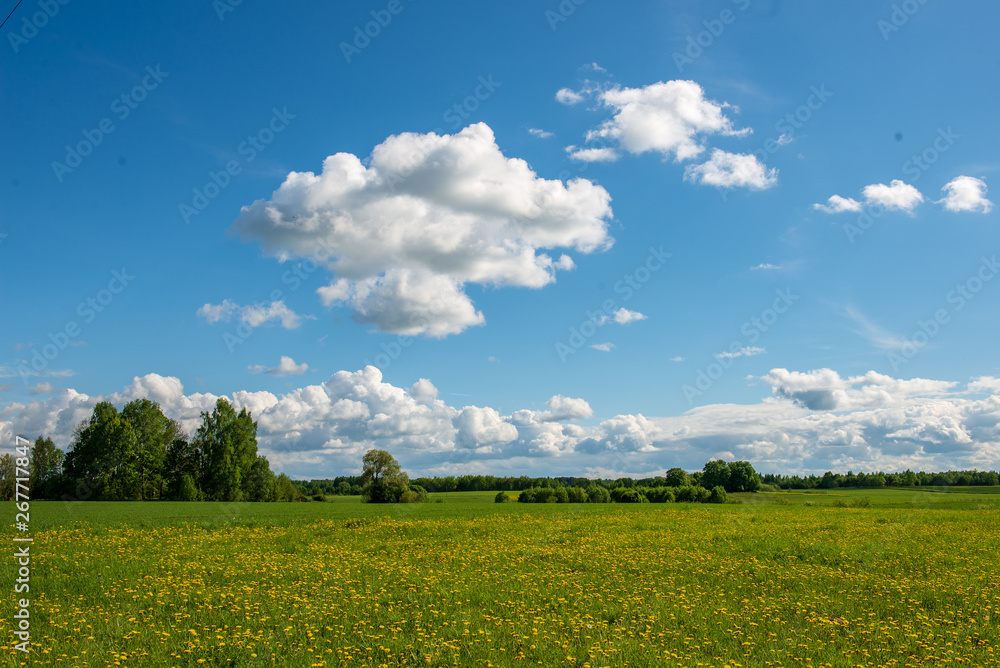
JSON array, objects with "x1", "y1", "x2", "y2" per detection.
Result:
[
  {"x1": 178, "y1": 474, "x2": 200, "y2": 501},
  {"x1": 518, "y1": 488, "x2": 536, "y2": 503},
  {"x1": 616, "y1": 488, "x2": 648, "y2": 504},
  {"x1": 693, "y1": 486, "x2": 711, "y2": 503},
  {"x1": 566, "y1": 486, "x2": 588, "y2": 503},
  {"x1": 399, "y1": 491, "x2": 421, "y2": 503},
  {"x1": 494, "y1": 491, "x2": 511, "y2": 503},
  {"x1": 647, "y1": 486, "x2": 675, "y2": 503},
  {"x1": 553, "y1": 486, "x2": 569, "y2": 503},
  {"x1": 408, "y1": 484, "x2": 428, "y2": 502},
  {"x1": 312, "y1": 494, "x2": 325, "y2": 502},
  {"x1": 709, "y1": 486, "x2": 728, "y2": 504}
]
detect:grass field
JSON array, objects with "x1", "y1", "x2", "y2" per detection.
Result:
[{"x1": 4, "y1": 488, "x2": 999, "y2": 667}]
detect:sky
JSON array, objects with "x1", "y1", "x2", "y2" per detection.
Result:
[{"x1": 1, "y1": 0, "x2": 999, "y2": 479}]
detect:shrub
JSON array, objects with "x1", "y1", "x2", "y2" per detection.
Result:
[
  {"x1": 709, "y1": 486, "x2": 728, "y2": 504},
  {"x1": 647, "y1": 487, "x2": 675, "y2": 503},
  {"x1": 693, "y1": 486, "x2": 711, "y2": 503},
  {"x1": 616, "y1": 488, "x2": 648, "y2": 504},
  {"x1": 553, "y1": 486, "x2": 569, "y2": 503},
  {"x1": 566, "y1": 486, "x2": 588, "y2": 503},
  {"x1": 399, "y1": 491, "x2": 421, "y2": 503},
  {"x1": 312, "y1": 494, "x2": 325, "y2": 502},
  {"x1": 494, "y1": 491, "x2": 511, "y2": 503}
]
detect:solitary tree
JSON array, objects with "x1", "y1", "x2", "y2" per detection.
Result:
[
  {"x1": 360, "y1": 449, "x2": 409, "y2": 503},
  {"x1": 727, "y1": 460, "x2": 762, "y2": 493}
]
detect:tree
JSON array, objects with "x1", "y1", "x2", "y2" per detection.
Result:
[
  {"x1": 274, "y1": 473, "x2": 297, "y2": 502},
  {"x1": 360, "y1": 449, "x2": 410, "y2": 503},
  {"x1": 701, "y1": 460, "x2": 731, "y2": 491},
  {"x1": 121, "y1": 399, "x2": 179, "y2": 500},
  {"x1": 164, "y1": 437, "x2": 202, "y2": 500},
  {"x1": 195, "y1": 398, "x2": 260, "y2": 501},
  {"x1": 64, "y1": 402, "x2": 142, "y2": 500},
  {"x1": 243, "y1": 455, "x2": 277, "y2": 501},
  {"x1": 177, "y1": 474, "x2": 201, "y2": 501},
  {"x1": 727, "y1": 461, "x2": 762, "y2": 493},
  {"x1": 30, "y1": 437, "x2": 63, "y2": 499},
  {"x1": 664, "y1": 467, "x2": 690, "y2": 487},
  {"x1": 0, "y1": 454, "x2": 14, "y2": 501}
]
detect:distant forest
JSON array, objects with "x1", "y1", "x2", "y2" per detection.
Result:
[{"x1": 3, "y1": 393, "x2": 998, "y2": 503}]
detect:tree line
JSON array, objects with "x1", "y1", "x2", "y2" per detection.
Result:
[
  {"x1": 0, "y1": 398, "x2": 299, "y2": 502},
  {"x1": 761, "y1": 468, "x2": 1000, "y2": 490}
]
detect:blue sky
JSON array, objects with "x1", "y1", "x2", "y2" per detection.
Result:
[{"x1": 2, "y1": 0, "x2": 999, "y2": 478}]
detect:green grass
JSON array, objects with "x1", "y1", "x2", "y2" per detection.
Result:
[{"x1": 3, "y1": 491, "x2": 999, "y2": 667}]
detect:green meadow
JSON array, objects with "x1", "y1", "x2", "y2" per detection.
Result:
[{"x1": 4, "y1": 488, "x2": 999, "y2": 667}]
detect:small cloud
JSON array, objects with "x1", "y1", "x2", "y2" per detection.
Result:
[
  {"x1": 844, "y1": 306, "x2": 909, "y2": 351},
  {"x1": 556, "y1": 88, "x2": 585, "y2": 105},
  {"x1": 198, "y1": 299, "x2": 313, "y2": 330},
  {"x1": 750, "y1": 263, "x2": 781, "y2": 271},
  {"x1": 0, "y1": 383, "x2": 14, "y2": 391},
  {"x1": 68, "y1": 340, "x2": 86, "y2": 347},
  {"x1": 669, "y1": 356, "x2": 684, "y2": 362},
  {"x1": 684, "y1": 149, "x2": 778, "y2": 190},
  {"x1": 813, "y1": 195, "x2": 862, "y2": 214},
  {"x1": 613, "y1": 308, "x2": 647, "y2": 325},
  {"x1": 28, "y1": 381, "x2": 56, "y2": 395},
  {"x1": 716, "y1": 346, "x2": 765, "y2": 360},
  {"x1": 585, "y1": 62, "x2": 607, "y2": 73},
  {"x1": 566, "y1": 146, "x2": 620, "y2": 163},
  {"x1": 248, "y1": 355, "x2": 310, "y2": 377},
  {"x1": 862, "y1": 180, "x2": 924, "y2": 213},
  {"x1": 939, "y1": 176, "x2": 993, "y2": 213},
  {"x1": 590, "y1": 342, "x2": 615, "y2": 352},
  {"x1": 528, "y1": 128, "x2": 554, "y2": 139},
  {"x1": 487, "y1": 356, "x2": 498, "y2": 363}
]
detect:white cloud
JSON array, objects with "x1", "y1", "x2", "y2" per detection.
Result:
[
  {"x1": 28, "y1": 382, "x2": 56, "y2": 395},
  {"x1": 716, "y1": 346, "x2": 765, "y2": 360},
  {"x1": 528, "y1": 128, "x2": 554, "y2": 139},
  {"x1": 669, "y1": 356, "x2": 684, "y2": 362},
  {"x1": 590, "y1": 342, "x2": 615, "y2": 352},
  {"x1": 249, "y1": 356, "x2": 309, "y2": 377},
  {"x1": 750, "y1": 263, "x2": 781, "y2": 271},
  {"x1": 230, "y1": 123, "x2": 614, "y2": 337},
  {"x1": 684, "y1": 149, "x2": 777, "y2": 190},
  {"x1": 613, "y1": 308, "x2": 647, "y2": 324},
  {"x1": 862, "y1": 180, "x2": 924, "y2": 213},
  {"x1": 565, "y1": 146, "x2": 620, "y2": 163},
  {"x1": 3, "y1": 368, "x2": 1000, "y2": 478},
  {"x1": 585, "y1": 80, "x2": 750, "y2": 162},
  {"x1": 939, "y1": 176, "x2": 993, "y2": 213},
  {"x1": 197, "y1": 299, "x2": 310, "y2": 330},
  {"x1": 813, "y1": 195, "x2": 862, "y2": 214},
  {"x1": 556, "y1": 88, "x2": 585, "y2": 105}
]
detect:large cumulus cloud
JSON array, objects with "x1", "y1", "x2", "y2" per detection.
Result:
[{"x1": 229, "y1": 123, "x2": 614, "y2": 337}]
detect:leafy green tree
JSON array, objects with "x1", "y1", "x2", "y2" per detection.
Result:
[
  {"x1": 495, "y1": 490, "x2": 511, "y2": 503},
  {"x1": 164, "y1": 437, "x2": 202, "y2": 500},
  {"x1": 243, "y1": 455, "x2": 277, "y2": 501},
  {"x1": 701, "y1": 460, "x2": 731, "y2": 491},
  {"x1": 0, "y1": 454, "x2": 14, "y2": 501},
  {"x1": 30, "y1": 437, "x2": 63, "y2": 499},
  {"x1": 586, "y1": 485, "x2": 610, "y2": 503},
  {"x1": 177, "y1": 474, "x2": 201, "y2": 501},
  {"x1": 727, "y1": 461, "x2": 762, "y2": 493},
  {"x1": 664, "y1": 467, "x2": 690, "y2": 487},
  {"x1": 121, "y1": 399, "x2": 179, "y2": 500},
  {"x1": 195, "y1": 398, "x2": 260, "y2": 501},
  {"x1": 336, "y1": 481, "x2": 351, "y2": 495},
  {"x1": 65, "y1": 402, "x2": 142, "y2": 500},
  {"x1": 275, "y1": 473, "x2": 297, "y2": 502},
  {"x1": 361, "y1": 449, "x2": 410, "y2": 503}
]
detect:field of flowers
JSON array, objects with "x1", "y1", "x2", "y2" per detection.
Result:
[{"x1": 4, "y1": 496, "x2": 999, "y2": 667}]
